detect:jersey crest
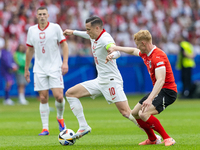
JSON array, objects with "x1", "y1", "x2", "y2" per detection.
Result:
[{"x1": 39, "y1": 32, "x2": 45, "y2": 39}]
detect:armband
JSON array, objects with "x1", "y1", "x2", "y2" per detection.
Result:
[{"x1": 106, "y1": 43, "x2": 115, "y2": 50}]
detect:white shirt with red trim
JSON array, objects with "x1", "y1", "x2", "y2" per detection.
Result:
[
  {"x1": 74, "y1": 29, "x2": 123, "y2": 83},
  {"x1": 26, "y1": 22, "x2": 66, "y2": 74}
]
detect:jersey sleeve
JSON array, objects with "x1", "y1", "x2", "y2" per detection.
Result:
[
  {"x1": 73, "y1": 30, "x2": 90, "y2": 39},
  {"x1": 56, "y1": 24, "x2": 66, "y2": 44},
  {"x1": 26, "y1": 27, "x2": 33, "y2": 47},
  {"x1": 153, "y1": 55, "x2": 166, "y2": 70},
  {"x1": 102, "y1": 35, "x2": 115, "y2": 50}
]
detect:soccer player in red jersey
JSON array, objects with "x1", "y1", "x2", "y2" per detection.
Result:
[{"x1": 106, "y1": 30, "x2": 177, "y2": 146}]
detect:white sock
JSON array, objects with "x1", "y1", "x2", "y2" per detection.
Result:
[
  {"x1": 128, "y1": 114, "x2": 139, "y2": 126},
  {"x1": 40, "y1": 103, "x2": 49, "y2": 130},
  {"x1": 55, "y1": 98, "x2": 65, "y2": 119},
  {"x1": 66, "y1": 97, "x2": 88, "y2": 127},
  {"x1": 128, "y1": 114, "x2": 144, "y2": 131},
  {"x1": 19, "y1": 93, "x2": 25, "y2": 101}
]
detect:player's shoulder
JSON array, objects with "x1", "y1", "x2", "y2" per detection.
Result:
[
  {"x1": 49, "y1": 22, "x2": 61, "y2": 28},
  {"x1": 102, "y1": 31, "x2": 112, "y2": 38},
  {"x1": 152, "y1": 47, "x2": 168, "y2": 62},
  {"x1": 154, "y1": 47, "x2": 167, "y2": 57},
  {"x1": 28, "y1": 24, "x2": 38, "y2": 31},
  {"x1": 100, "y1": 31, "x2": 114, "y2": 43}
]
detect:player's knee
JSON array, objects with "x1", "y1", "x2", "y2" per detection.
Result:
[
  {"x1": 40, "y1": 95, "x2": 48, "y2": 103},
  {"x1": 65, "y1": 88, "x2": 74, "y2": 97},
  {"x1": 55, "y1": 95, "x2": 63, "y2": 103},
  {"x1": 65, "y1": 91, "x2": 71, "y2": 97},
  {"x1": 138, "y1": 111, "x2": 149, "y2": 121}
]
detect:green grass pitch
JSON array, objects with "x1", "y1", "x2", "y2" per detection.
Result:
[{"x1": 0, "y1": 95, "x2": 200, "y2": 150}]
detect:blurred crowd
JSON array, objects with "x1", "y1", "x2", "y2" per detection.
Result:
[{"x1": 0, "y1": 0, "x2": 200, "y2": 56}]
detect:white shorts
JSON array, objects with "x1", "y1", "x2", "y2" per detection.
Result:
[
  {"x1": 34, "y1": 71, "x2": 64, "y2": 91},
  {"x1": 81, "y1": 78, "x2": 127, "y2": 104}
]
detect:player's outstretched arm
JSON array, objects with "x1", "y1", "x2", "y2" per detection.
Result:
[
  {"x1": 63, "y1": 29, "x2": 90, "y2": 39},
  {"x1": 63, "y1": 29, "x2": 74, "y2": 36},
  {"x1": 108, "y1": 46, "x2": 140, "y2": 56}
]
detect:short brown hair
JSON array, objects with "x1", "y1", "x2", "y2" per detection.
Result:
[
  {"x1": 134, "y1": 30, "x2": 152, "y2": 43},
  {"x1": 37, "y1": 6, "x2": 48, "y2": 12},
  {"x1": 86, "y1": 16, "x2": 103, "y2": 28}
]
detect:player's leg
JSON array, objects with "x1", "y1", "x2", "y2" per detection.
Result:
[
  {"x1": 131, "y1": 95, "x2": 161, "y2": 145},
  {"x1": 38, "y1": 90, "x2": 50, "y2": 136},
  {"x1": 115, "y1": 100, "x2": 139, "y2": 127},
  {"x1": 66, "y1": 83, "x2": 93, "y2": 139},
  {"x1": 138, "y1": 105, "x2": 172, "y2": 145},
  {"x1": 137, "y1": 89, "x2": 176, "y2": 146},
  {"x1": 51, "y1": 88, "x2": 66, "y2": 132},
  {"x1": 34, "y1": 73, "x2": 50, "y2": 135},
  {"x1": 49, "y1": 71, "x2": 66, "y2": 132},
  {"x1": 103, "y1": 81, "x2": 139, "y2": 127}
]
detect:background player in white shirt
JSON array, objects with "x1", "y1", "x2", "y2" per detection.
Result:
[
  {"x1": 24, "y1": 7, "x2": 69, "y2": 136},
  {"x1": 63, "y1": 16, "x2": 138, "y2": 139}
]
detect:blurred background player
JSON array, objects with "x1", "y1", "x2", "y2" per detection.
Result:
[
  {"x1": 176, "y1": 36, "x2": 196, "y2": 99},
  {"x1": 24, "y1": 7, "x2": 69, "y2": 136},
  {"x1": 106, "y1": 30, "x2": 177, "y2": 146},
  {"x1": 0, "y1": 38, "x2": 18, "y2": 105},
  {"x1": 14, "y1": 44, "x2": 30, "y2": 105},
  {"x1": 63, "y1": 16, "x2": 139, "y2": 139}
]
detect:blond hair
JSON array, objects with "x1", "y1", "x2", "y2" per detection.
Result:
[{"x1": 134, "y1": 30, "x2": 152, "y2": 43}]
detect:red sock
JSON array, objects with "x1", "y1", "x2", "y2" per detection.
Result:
[
  {"x1": 146, "y1": 115, "x2": 170, "y2": 139},
  {"x1": 136, "y1": 119, "x2": 157, "y2": 141}
]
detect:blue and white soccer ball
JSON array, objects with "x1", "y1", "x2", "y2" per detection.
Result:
[{"x1": 58, "y1": 129, "x2": 76, "y2": 146}]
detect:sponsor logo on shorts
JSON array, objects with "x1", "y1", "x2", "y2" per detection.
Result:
[{"x1": 112, "y1": 97, "x2": 116, "y2": 100}]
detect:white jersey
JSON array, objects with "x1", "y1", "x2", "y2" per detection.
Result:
[
  {"x1": 26, "y1": 22, "x2": 66, "y2": 74},
  {"x1": 74, "y1": 29, "x2": 123, "y2": 83}
]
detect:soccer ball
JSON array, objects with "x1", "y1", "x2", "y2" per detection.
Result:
[{"x1": 58, "y1": 129, "x2": 76, "y2": 146}]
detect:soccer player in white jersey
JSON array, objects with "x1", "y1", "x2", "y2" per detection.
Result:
[
  {"x1": 63, "y1": 16, "x2": 139, "y2": 139},
  {"x1": 24, "y1": 7, "x2": 69, "y2": 136}
]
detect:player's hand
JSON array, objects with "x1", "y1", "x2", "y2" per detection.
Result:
[
  {"x1": 105, "y1": 54, "x2": 114, "y2": 64},
  {"x1": 24, "y1": 70, "x2": 31, "y2": 83},
  {"x1": 141, "y1": 99, "x2": 152, "y2": 113},
  {"x1": 63, "y1": 29, "x2": 74, "y2": 36},
  {"x1": 61, "y1": 63, "x2": 69, "y2": 75},
  {"x1": 107, "y1": 46, "x2": 116, "y2": 54}
]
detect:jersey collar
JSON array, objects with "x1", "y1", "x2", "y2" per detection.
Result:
[
  {"x1": 147, "y1": 45, "x2": 156, "y2": 57},
  {"x1": 95, "y1": 29, "x2": 106, "y2": 41},
  {"x1": 38, "y1": 22, "x2": 50, "y2": 31}
]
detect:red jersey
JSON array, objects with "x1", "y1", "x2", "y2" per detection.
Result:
[{"x1": 139, "y1": 46, "x2": 177, "y2": 92}]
